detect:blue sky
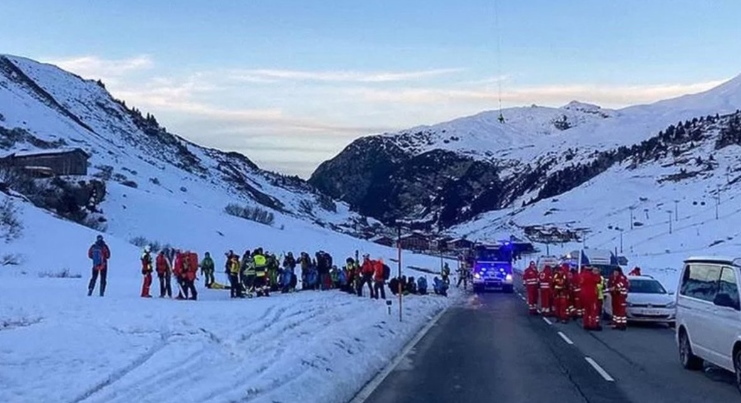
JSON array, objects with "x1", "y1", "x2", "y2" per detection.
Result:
[{"x1": 2, "y1": 0, "x2": 741, "y2": 177}]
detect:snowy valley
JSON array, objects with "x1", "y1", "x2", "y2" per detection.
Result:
[{"x1": 0, "y1": 55, "x2": 456, "y2": 403}]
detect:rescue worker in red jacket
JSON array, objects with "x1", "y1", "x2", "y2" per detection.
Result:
[
  {"x1": 523, "y1": 261, "x2": 540, "y2": 315},
  {"x1": 570, "y1": 268, "x2": 583, "y2": 319},
  {"x1": 580, "y1": 266, "x2": 603, "y2": 331},
  {"x1": 155, "y1": 250, "x2": 172, "y2": 298},
  {"x1": 538, "y1": 265, "x2": 553, "y2": 316},
  {"x1": 140, "y1": 246, "x2": 154, "y2": 298},
  {"x1": 628, "y1": 266, "x2": 641, "y2": 276},
  {"x1": 609, "y1": 267, "x2": 629, "y2": 330},
  {"x1": 372, "y1": 258, "x2": 386, "y2": 300},
  {"x1": 358, "y1": 255, "x2": 375, "y2": 298},
  {"x1": 552, "y1": 264, "x2": 570, "y2": 323}
]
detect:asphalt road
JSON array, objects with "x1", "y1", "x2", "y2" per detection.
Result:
[{"x1": 361, "y1": 287, "x2": 739, "y2": 403}]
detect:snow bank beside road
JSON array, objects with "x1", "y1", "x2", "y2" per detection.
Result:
[{"x1": 0, "y1": 277, "x2": 452, "y2": 403}]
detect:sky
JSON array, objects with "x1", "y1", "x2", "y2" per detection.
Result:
[{"x1": 2, "y1": 0, "x2": 741, "y2": 178}]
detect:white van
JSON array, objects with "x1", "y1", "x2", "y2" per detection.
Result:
[{"x1": 675, "y1": 256, "x2": 741, "y2": 391}]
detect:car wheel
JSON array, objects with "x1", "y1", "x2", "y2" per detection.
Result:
[
  {"x1": 503, "y1": 285, "x2": 514, "y2": 293},
  {"x1": 679, "y1": 331, "x2": 703, "y2": 370}
]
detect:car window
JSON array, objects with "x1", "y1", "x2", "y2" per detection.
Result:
[
  {"x1": 629, "y1": 279, "x2": 666, "y2": 294},
  {"x1": 719, "y1": 267, "x2": 740, "y2": 308},
  {"x1": 679, "y1": 263, "x2": 721, "y2": 302}
]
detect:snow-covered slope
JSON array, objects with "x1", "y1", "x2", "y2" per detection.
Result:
[
  {"x1": 0, "y1": 54, "x2": 375, "y2": 239},
  {"x1": 0, "y1": 191, "x2": 456, "y2": 403},
  {"x1": 311, "y1": 74, "x2": 741, "y2": 228},
  {"x1": 451, "y1": 111, "x2": 741, "y2": 291}
]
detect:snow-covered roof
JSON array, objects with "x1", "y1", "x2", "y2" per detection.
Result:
[
  {"x1": 369, "y1": 235, "x2": 393, "y2": 242},
  {"x1": 684, "y1": 256, "x2": 739, "y2": 265},
  {"x1": 9, "y1": 148, "x2": 90, "y2": 158}
]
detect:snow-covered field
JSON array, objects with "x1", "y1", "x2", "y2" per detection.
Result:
[{"x1": 0, "y1": 193, "x2": 458, "y2": 403}]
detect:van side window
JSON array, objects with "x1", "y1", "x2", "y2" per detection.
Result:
[
  {"x1": 719, "y1": 267, "x2": 740, "y2": 308},
  {"x1": 679, "y1": 263, "x2": 721, "y2": 302}
]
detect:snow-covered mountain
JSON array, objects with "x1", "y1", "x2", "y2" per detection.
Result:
[
  {"x1": 0, "y1": 54, "x2": 379, "y2": 240},
  {"x1": 0, "y1": 55, "x2": 457, "y2": 403},
  {"x1": 310, "y1": 75, "x2": 741, "y2": 232}
]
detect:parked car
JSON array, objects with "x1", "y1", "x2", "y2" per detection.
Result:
[
  {"x1": 603, "y1": 275, "x2": 676, "y2": 325},
  {"x1": 675, "y1": 256, "x2": 741, "y2": 393}
]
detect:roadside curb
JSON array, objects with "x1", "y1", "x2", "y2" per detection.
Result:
[{"x1": 348, "y1": 305, "x2": 449, "y2": 403}]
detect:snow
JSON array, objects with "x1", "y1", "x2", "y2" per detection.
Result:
[
  {"x1": 0, "y1": 192, "x2": 458, "y2": 403},
  {"x1": 0, "y1": 55, "x2": 460, "y2": 403}
]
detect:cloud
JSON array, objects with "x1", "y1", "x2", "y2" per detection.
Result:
[
  {"x1": 227, "y1": 68, "x2": 463, "y2": 83},
  {"x1": 45, "y1": 55, "x2": 154, "y2": 80},
  {"x1": 348, "y1": 80, "x2": 728, "y2": 108}
]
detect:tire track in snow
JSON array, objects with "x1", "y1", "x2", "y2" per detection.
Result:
[{"x1": 68, "y1": 330, "x2": 172, "y2": 403}]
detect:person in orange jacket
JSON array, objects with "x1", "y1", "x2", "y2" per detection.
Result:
[
  {"x1": 523, "y1": 261, "x2": 540, "y2": 315},
  {"x1": 570, "y1": 268, "x2": 583, "y2": 319},
  {"x1": 373, "y1": 258, "x2": 387, "y2": 300},
  {"x1": 140, "y1": 246, "x2": 154, "y2": 298},
  {"x1": 552, "y1": 264, "x2": 570, "y2": 323},
  {"x1": 580, "y1": 267, "x2": 603, "y2": 331},
  {"x1": 358, "y1": 255, "x2": 375, "y2": 298},
  {"x1": 609, "y1": 267, "x2": 629, "y2": 330},
  {"x1": 155, "y1": 250, "x2": 172, "y2": 298},
  {"x1": 538, "y1": 265, "x2": 553, "y2": 316}
]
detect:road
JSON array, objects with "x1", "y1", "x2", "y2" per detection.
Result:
[{"x1": 361, "y1": 290, "x2": 739, "y2": 403}]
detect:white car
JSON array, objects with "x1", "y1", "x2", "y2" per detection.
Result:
[
  {"x1": 675, "y1": 256, "x2": 741, "y2": 393},
  {"x1": 604, "y1": 275, "x2": 676, "y2": 325}
]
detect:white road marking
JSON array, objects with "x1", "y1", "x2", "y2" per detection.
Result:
[
  {"x1": 558, "y1": 331, "x2": 574, "y2": 345},
  {"x1": 349, "y1": 306, "x2": 448, "y2": 403},
  {"x1": 543, "y1": 317, "x2": 553, "y2": 325},
  {"x1": 585, "y1": 357, "x2": 615, "y2": 382}
]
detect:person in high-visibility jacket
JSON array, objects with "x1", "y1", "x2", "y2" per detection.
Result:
[
  {"x1": 580, "y1": 267, "x2": 602, "y2": 331},
  {"x1": 228, "y1": 254, "x2": 242, "y2": 298},
  {"x1": 252, "y1": 249, "x2": 269, "y2": 297},
  {"x1": 596, "y1": 273, "x2": 606, "y2": 320}
]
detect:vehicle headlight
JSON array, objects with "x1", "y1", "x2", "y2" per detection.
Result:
[
  {"x1": 666, "y1": 301, "x2": 676, "y2": 308},
  {"x1": 474, "y1": 273, "x2": 481, "y2": 279},
  {"x1": 505, "y1": 274, "x2": 513, "y2": 281}
]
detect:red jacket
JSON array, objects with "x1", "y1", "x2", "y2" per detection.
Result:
[
  {"x1": 580, "y1": 270, "x2": 600, "y2": 301},
  {"x1": 570, "y1": 271, "x2": 582, "y2": 292},
  {"x1": 361, "y1": 259, "x2": 374, "y2": 275},
  {"x1": 156, "y1": 253, "x2": 170, "y2": 276},
  {"x1": 173, "y1": 253, "x2": 184, "y2": 278},
  {"x1": 88, "y1": 242, "x2": 111, "y2": 270},
  {"x1": 186, "y1": 252, "x2": 198, "y2": 281},
  {"x1": 523, "y1": 266, "x2": 539, "y2": 288},
  {"x1": 373, "y1": 260, "x2": 385, "y2": 281},
  {"x1": 538, "y1": 266, "x2": 553, "y2": 289},
  {"x1": 610, "y1": 273, "x2": 629, "y2": 296}
]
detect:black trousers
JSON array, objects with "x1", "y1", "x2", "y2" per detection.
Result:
[
  {"x1": 373, "y1": 280, "x2": 386, "y2": 300},
  {"x1": 183, "y1": 278, "x2": 197, "y2": 300},
  {"x1": 158, "y1": 274, "x2": 172, "y2": 297},
  {"x1": 358, "y1": 274, "x2": 374, "y2": 297},
  {"x1": 88, "y1": 268, "x2": 107, "y2": 296},
  {"x1": 229, "y1": 274, "x2": 241, "y2": 297}
]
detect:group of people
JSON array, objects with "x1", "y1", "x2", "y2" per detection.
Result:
[
  {"x1": 85, "y1": 236, "x2": 449, "y2": 301},
  {"x1": 522, "y1": 261, "x2": 630, "y2": 331}
]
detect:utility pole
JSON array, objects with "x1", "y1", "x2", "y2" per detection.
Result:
[
  {"x1": 673, "y1": 200, "x2": 679, "y2": 221},
  {"x1": 715, "y1": 185, "x2": 721, "y2": 220},
  {"x1": 629, "y1": 206, "x2": 636, "y2": 230},
  {"x1": 667, "y1": 210, "x2": 673, "y2": 234},
  {"x1": 397, "y1": 224, "x2": 402, "y2": 322}
]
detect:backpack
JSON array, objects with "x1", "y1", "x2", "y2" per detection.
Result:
[
  {"x1": 383, "y1": 264, "x2": 391, "y2": 280},
  {"x1": 91, "y1": 244, "x2": 103, "y2": 267}
]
